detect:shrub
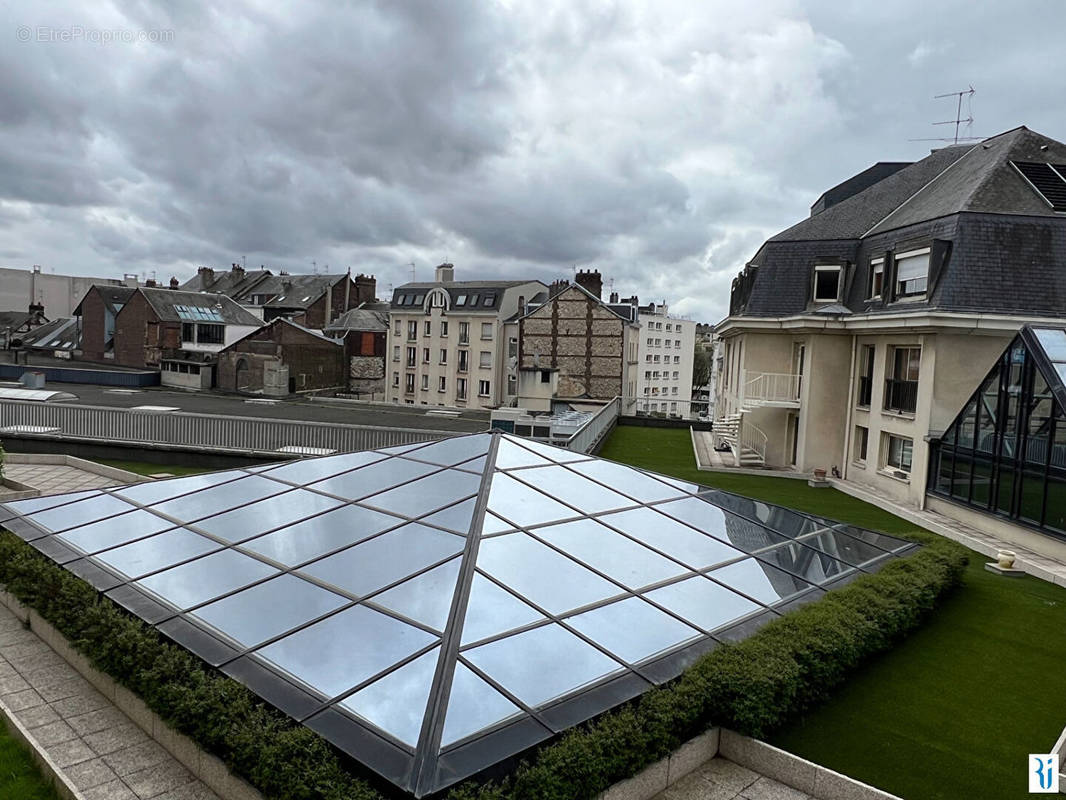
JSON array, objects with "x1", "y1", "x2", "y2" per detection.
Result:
[{"x1": 0, "y1": 529, "x2": 967, "y2": 800}]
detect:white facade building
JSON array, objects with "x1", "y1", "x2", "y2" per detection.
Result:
[{"x1": 635, "y1": 303, "x2": 695, "y2": 417}]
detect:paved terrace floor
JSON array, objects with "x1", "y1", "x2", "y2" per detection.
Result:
[
  {"x1": 0, "y1": 602, "x2": 219, "y2": 800},
  {"x1": 4, "y1": 463, "x2": 128, "y2": 494},
  {"x1": 653, "y1": 759, "x2": 817, "y2": 799}
]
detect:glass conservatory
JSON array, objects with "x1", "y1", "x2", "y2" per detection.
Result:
[
  {"x1": 0, "y1": 432, "x2": 915, "y2": 796},
  {"x1": 930, "y1": 324, "x2": 1066, "y2": 537}
]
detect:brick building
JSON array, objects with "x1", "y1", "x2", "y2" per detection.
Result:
[
  {"x1": 73, "y1": 285, "x2": 137, "y2": 361},
  {"x1": 505, "y1": 270, "x2": 639, "y2": 410},
  {"x1": 109, "y1": 288, "x2": 262, "y2": 371},
  {"x1": 216, "y1": 317, "x2": 346, "y2": 395}
]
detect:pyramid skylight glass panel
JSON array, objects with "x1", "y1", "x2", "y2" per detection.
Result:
[{"x1": 0, "y1": 431, "x2": 917, "y2": 797}]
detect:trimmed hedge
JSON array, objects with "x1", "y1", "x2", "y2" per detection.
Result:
[{"x1": 0, "y1": 528, "x2": 967, "y2": 800}]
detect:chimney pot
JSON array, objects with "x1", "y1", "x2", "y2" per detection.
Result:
[
  {"x1": 435, "y1": 263, "x2": 455, "y2": 283},
  {"x1": 169, "y1": 277, "x2": 179, "y2": 289}
]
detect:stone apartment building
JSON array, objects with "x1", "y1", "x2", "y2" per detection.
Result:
[
  {"x1": 634, "y1": 302, "x2": 695, "y2": 417},
  {"x1": 505, "y1": 271, "x2": 640, "y2": 411},
  {"x1": 385, "y1": 265, "x2": 546, "y2": 409},
  {"x1": 714, "y1": 126, "x2": 1066, "y2": 559}
]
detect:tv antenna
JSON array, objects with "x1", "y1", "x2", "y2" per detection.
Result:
[
  {"x1": 910, "y1": 86, "x2": 981, "y2": 144},
  {"x1": 408, "y1": 262, "x2": 416, "y2": 281}
]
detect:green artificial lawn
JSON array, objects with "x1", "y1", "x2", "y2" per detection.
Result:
[
  {"x1": 602, "y1": 425, "x2": 1066, "y2": 800},
  {"x1": 92, "y1": 459, "x2": 214, "y2": 477},
  {"x1": 0, "y1": 725, "x2": 59, "y2": 800}
]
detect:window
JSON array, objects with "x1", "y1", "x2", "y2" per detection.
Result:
[
  {"x1": 407, "y1": 321, "x2": 418, "y2": 341},
  {"x1": 406, "y1": 347, "x2": 416, "y2": 368},
  {"x1": 654, "y1": 339, "x2": 661, "y2": 346},
  {"x1": 479, "y1": 351, "x2": 492, "y2": 368},
  {"x1": 181, "y1": 322, "x2": 195, "y2": 343},
  {"x1": 421, "y1": 374, "x2": 429, "y2": 391},
  {"x1": 884, "y1": 346, "x2": 920, "y2": 414},
  {"x1": 674, "y1": 356, "x2": 680, "y2": 364},
  {"x1": 483, "y1": 294, "x2": 495, "y2": 306},
  {"x1": 481, "y1": 322, "x2": 493, "y2": 340},
  {"x1": 869, "y1": 258, "x2": 884, "y2": 299},
  {"x1": 665, "y1": 323, "x2": 672, "y2": 332},
  {"x1": 676, "y1": 325, "x2": 682, "y2": 334},
  {"x1": 470, "y1": 294, "x2": 480, "y2": 306},
  {"x1": 414, "y1": 294, "x2": 425, "y2": 306},
  {"x1": 671, "y1": 387, "x2": 678, "y2": 395},
  {"x1": 894, "y1": 248, "x2": 929, "y2": 298},
  {"x1": 438, "y1": 376, "x2": 446, "y2": 392},
  {"x1": 647, "y1": 338, "x2": 653, "y2": 346},
  {"x1": 458, "y1": 350, "x2": 469, "y2": 372},
  {"x1": 456, "y1": 295, "x2": 467, "y2": 307},
  {"x1": 540, "y1": 370, "x2": 551, "y2": 384},
  {"x1": 507, "y1": 374, "x2": 516, "y2": 394},
  {"x1": 392, "y1": 372, "x2": 399, "y2": 387},
  {"x1": 424, "y1": 321, "x2": 431, "y2": 337},
  {"x1": 813, "y1": 265, "x2": 842, "y2": 303},
  {"x1": 458, "y1": 322, "x2": 469, "y2": 345},
  {"x1": 884, "y1": 434, "x2": 913, "y2": 474},
  {"x1": 674, "y1": 340, "x2": 681, "y2": 348},
  {"x1": 196, "y1": 324, "x2": 224, "y2": 345},
  {"x1": 457, "y1": 378, "x2": 467, "y2": 400},
  {"x1": 644, "y1": 371, "x2": 651, "y2": 380},
  {"x1": 857, "y1": 345, "x2": 875, "y2": 406},
  {"x1": 854, "y1": 426, "x2": 869, "y2": 463},
  {"x1": 394, "y1": 320, "x2": 401, "y2": 336},
  {"x1": 439, "y1": 349, "x2": 447, "y2": 364},
  {"x1": 653, "y1": 355, "x2": 660, "y2": 363},
  {"x1": 652, "y1": 371, "x2": 660, "y2": 379},
  {"x1": 508, "y1": 337, "x2": 518, "y2": 358},
  {"x1": 478, "y1": 380, "x2": 490, "y2": 397},
  {"x1": 673, "y1": 371, "x2": 679, "y2": 380},
  {"x1": 422, "y1": 348, "x2": 430, "y2": 364},
  {"x1": 405, "y1": 373, "x2": 415, "y2": 393},
  {"x1": 393, "y1": 345, "x2": 400, "y2": 362},
  {"x1": 440, "y1": 321, "x2": 448, "y2": 337},
  {"x1": 645, "y1": 355, "x2": 652, "y2": 362}
]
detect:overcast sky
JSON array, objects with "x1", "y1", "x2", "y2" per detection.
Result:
[{"x1": 3, "y1": 1, "x2": 1065, "y2": 323}]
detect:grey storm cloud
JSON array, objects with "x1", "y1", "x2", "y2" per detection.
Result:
[{"x1": 2, "y1": 0, "x2": 1066, "y2": 323}]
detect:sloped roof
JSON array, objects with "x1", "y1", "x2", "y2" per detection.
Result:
[
  {"x1": 20, "y1": 317, "x2": 80, "y2": 350},
  {"x1": 255, "y1": 274, "x2": 346, "y2": 309},
  {"x1": 391, "y1": 280, "x2": 542, "y2": 313},
  {"x1": 0, "y1": 311, "x2": 35, "y2": 331},
  {"x1": 0, "y1": 432, "x2": 914, "y2": 797},
  {"x1": 73, "y1": 285, "x2": 136, "y2": 317},
  {"x1": 179, "y1": 269, "x2": 273, "y2": 298},
  {"x1": 139, "y1": 288, "x2": 264, "y2": 326},
  {"x1": 769, "y1": 145, "x2": 971, "y2": 242},
  {"x1": 325, "y1": 307, "x2": 389, "y2": 333}
]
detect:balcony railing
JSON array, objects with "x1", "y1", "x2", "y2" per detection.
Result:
[
  {"x1": 883, "y1": 378, "x2": 918, "y2": 414},
  {"x1": 742, "y1": 371, "x2": 801, "y2": 406}
]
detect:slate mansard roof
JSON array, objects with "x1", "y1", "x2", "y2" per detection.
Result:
[
  {"x1": 391, "y1": 280, "x2": 536, "y2": 313},
  {"x1": 732, "y1": 126, "x2": 1066, "y2": 319},
  {"x1": 0, "y1": 432, "x2": 914, "y2": 796}
]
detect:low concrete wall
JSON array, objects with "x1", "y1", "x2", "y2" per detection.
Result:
[
  {"x1": 619, "y1": 416, "x2": 713, "y2": 431},
  {"x1": 0, "y1": 589, "x2": 263, "y2": 800},
  {"x1": 5, "y1": 453, "x2": 147, "y2": 484},
  {"x1": 0, "y1": 689, "x2": 86, "y2": 800},
  {"x1": 594, "y1": 726, "x2": 901, "y2": 800}
]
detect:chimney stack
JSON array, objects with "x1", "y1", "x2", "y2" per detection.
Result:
[
  {"x1": 231, "y1": 262, "x2": 244, "y2": 275},
  {"x1": 197, "y1": 266, "x2": 214, "y2": 286},
  {"x1": 169, "y1": 276, "x2": 179, "y2": 289},
  {"x1": 575, "y1": 269, "x2": 602, "y2": 299},
  {"x1": 435, "y1": 263, "x2": 455, "y2": 283},
  {"x1": 609, "y1": 291, "x2": 619, "y2": 303},
  {"x1": 145, "y1": 278, "x2": 158, "y2": 288}
]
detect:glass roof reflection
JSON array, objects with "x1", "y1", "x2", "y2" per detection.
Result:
[{"x1": 0, "y1": 431, "x2": 916, "y2": 798}]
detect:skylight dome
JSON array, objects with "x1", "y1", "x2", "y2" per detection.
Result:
[{"x1": 0, "y1": 432, "x2": 915, "y2": 796}]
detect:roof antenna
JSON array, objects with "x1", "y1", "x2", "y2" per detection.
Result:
[
  {"x1": 409, "y1": 262, "x2": 416, "y2": 281},
  {"x1": 910, "y1": 86, "x2": 981, "y2": 144}
]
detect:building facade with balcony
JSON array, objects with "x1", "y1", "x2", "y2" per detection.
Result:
[
  {"x1": 714, "y1": 127, "x2": 1066, "y2": 544},
  {"x1": 635, "y1": 302, "x2": 695, "y2": 417},
  {"x1": 384, "y1": 264, "x2": 545, "y2": 409}
]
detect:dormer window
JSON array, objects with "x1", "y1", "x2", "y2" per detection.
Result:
[
  {"x1": 813, "y1": 265, "x2": 842, "y2": 303},
  {"x1": 456, "y1": 294, "x2": 467, "y2": 307},
  {"x1": 869, "y1": 258, "x2": 884, "y2": 299},
  {"x1": 894, "y1": 248, "x2": 929, "y2": 299}
]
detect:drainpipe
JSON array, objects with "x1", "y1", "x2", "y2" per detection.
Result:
[{"x1": 841, "y1": 335, "x2": 858, "y2": 482}]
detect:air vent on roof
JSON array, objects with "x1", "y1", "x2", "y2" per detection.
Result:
[{"x1": 1011, "y1": 161, "x2": 1066, "y2": 211}]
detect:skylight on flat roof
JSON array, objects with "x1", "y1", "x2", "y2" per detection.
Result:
[{"x1": 0, "y1": 432, "x2": 916, "y2": 797}]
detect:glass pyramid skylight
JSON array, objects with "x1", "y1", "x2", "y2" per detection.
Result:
[{"x1": 0, "y1": 432, "x2": 916, "y2": 796}]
